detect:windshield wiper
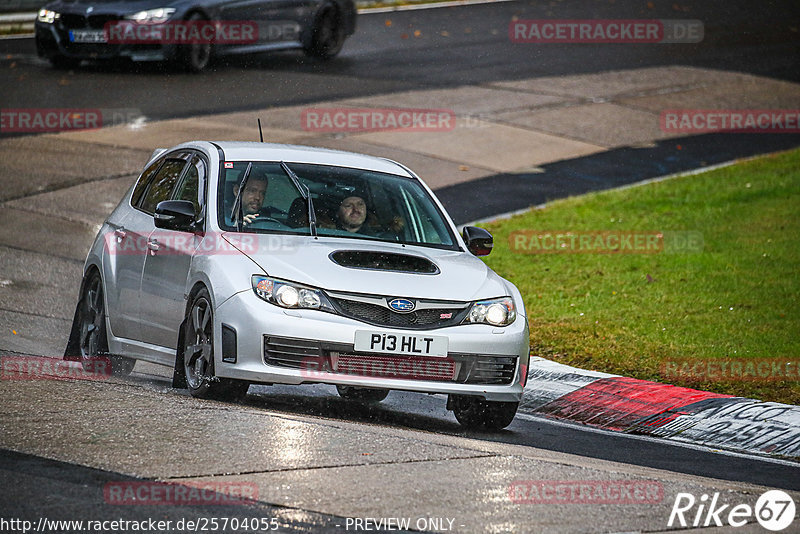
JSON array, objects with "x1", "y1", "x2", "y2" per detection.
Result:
[
  {"x1": 280, "y1": 161, "x2": 317, "y2": 238},
  {"x1": 230, "y1": 162, "x2": 253, "y2": 231}
]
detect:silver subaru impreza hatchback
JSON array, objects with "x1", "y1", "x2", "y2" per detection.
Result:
[{"x1": 65, "y1": 141, "x2": 530, "y2": 429}]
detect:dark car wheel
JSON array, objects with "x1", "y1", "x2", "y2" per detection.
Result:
[
  {"x1": 336, "y1": 385, "x2": 389, "y2": 403},
  {"x1": 183, "y1": 288, "x2": 249, "y2": 400},
  {"x1": 178, "y1": 13, "x2": 212, "y2": 72},
  {"x1": 78, "y1": 272, "x2": 135, "y2": 376},
  {"x1": 304, "y1": 3, "x2": 345, "y2": 59},
  {"x1": 449, "y1": 395, "x2": 519, "y2": 431}
]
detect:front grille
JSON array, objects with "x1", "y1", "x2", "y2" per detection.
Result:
[
  {"x1": 336, "y1": 353, "x2": 456, "y2": 381},
  {"x1": 330, "y1": 297, "x2": 468, "y2": 330},
  {"x1": 60, "y1": 14, "x2": 87, "y2": 29},
  {"x1": 263, "y1": 336, "x2": 517, "y2": 385},
  {"x1": 88, "y1": 14, "x2": 120, "y2": 29},
  {"x1": 59, "y1": 14, "x2": 120, "y2": 29}
]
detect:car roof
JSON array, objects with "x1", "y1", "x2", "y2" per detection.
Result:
[{"x1": 203, "y1": 141, "x2": 414, "y2": 178}]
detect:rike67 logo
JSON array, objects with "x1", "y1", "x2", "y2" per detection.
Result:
[{"x1": 668, "y1": 490, "x2": 796, "y2": 531}]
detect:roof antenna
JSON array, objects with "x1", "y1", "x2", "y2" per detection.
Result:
[{"x1": 257, "y1": 118, "x2": 264, "y2": 142}]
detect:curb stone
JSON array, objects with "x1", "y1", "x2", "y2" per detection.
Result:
[{"x1": 522, "y1": 357, "x2": 800, "y2": 460}]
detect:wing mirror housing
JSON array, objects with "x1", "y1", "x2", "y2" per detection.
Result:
[
  {"x1": 154, "y1": 200, "x2": 197, "y2": 232},
  {"x1": 462, "y1": 226, "x2": 493, "y2": 256}
]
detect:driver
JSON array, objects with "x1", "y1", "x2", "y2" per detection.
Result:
[{"x1": 232, "y1": 173, "x2": 268, "y2": 226}]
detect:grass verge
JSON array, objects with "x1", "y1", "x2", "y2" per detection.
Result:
[{"x1": 481, "y1": 148, "x2": 800, "y2": 404}]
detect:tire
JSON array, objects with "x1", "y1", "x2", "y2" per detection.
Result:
[
  {"x1": 50, "y1": 54, "x2": 81, "y2": 70},
  {"x1": 183, "y1": 288, "x2": 249, "y2": 401},
  {"x1": 78, "y1": 272, "x2": 135, "y2": 377},
  {"x1": 304, "y1": 3, "x2": 345, "y2": 59},
  {"x1": 336, "y1": 385, "x2": 389, "y2": 403},
  {"x1": 177, "y1": 13, "x2": 212, "y2": 72},
  {"x1": 449, "y1": 395, "x2": 518, "y2": 431}
]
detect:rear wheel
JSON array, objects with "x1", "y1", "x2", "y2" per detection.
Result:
[
  {"x1": 304, "y1": 3, "x2": 345, "y2": 59},
  {"x1": 78, "y1": 272, "x2": 135, "y2": 376},
  {"x1": 183, "y1": 288, "x2": 249, "y2": 401},
  {"x1": 449, "y1": 395, "x2": 518, "y2": 431},
  {"x1": 336, "y1": 385, "x2": 389, "y2": 403}
]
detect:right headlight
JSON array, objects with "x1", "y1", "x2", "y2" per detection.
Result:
[
  {"x1": 124, "y1": 7, "x2": 175, "y2": 24},
  {"x1": 463, "y1": 297, "x2": 516, "y2": 327},
  {"x1": 38, "y1": 9, "x2": 60, "y2": 23},
  {"x1": 251, "y1": 275, "x2": 335, "y2": 312}
]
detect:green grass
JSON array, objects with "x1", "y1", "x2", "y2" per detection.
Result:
[{"x1": 481, "y1": 148, "x2": 800, "y2": 404}]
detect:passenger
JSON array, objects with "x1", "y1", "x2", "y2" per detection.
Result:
[{"x1": 335, "y1": 194, "x2": 404, "y2": 237}]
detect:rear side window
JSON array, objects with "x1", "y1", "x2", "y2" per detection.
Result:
[{"x1": 138, "y1": 159, "x2": 187, "y2": 214}]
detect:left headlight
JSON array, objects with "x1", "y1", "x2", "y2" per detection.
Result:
[
  {"x1": 463, "y1": 297, "x2": 516, "y2": 326},
  {"x1": 125, "y1": 8, "x2": 175, "y2": 24},
  {"x1": 252, "y1": 275, "x2": 336, "y2": 312},
  {"x1": 38, "y1": 9, "x2": 60, "y2": 23}
]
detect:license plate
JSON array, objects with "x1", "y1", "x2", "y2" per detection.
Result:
[
  {"x1": 69, "y1": 30, "x2": 107, "y2": 43},
  {"x1": 354, "y1": 331, "x2": 448, "y2": 357}
]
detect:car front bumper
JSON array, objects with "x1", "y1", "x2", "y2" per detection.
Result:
[
  {"x1": 214, "y1": 290, "x2": 530, "y2": 402},
  {"x1": 35, "y1": 22, "x2": 174, "y2": 62}
]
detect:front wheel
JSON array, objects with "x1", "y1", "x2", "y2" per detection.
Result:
[
  {"x1": 78, "y1": 272, "x2": 135, "y2": 377},
  {"x1": 177, "y1": 13, "x2": 212, "y2": 72},
  {"x1": 183, "y1": 288, "x2": 249, "y2": 401},
  {"x1": 449, "y1": 395, "x2": 518, "y2": 431},
  {"x1": 304, "y1": 4, "x2": 345, "y2": 59}
]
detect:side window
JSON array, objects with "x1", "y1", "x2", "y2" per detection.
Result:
[
  {"x1": 138, "y1": 159, "x2": 187, "y2": 214},
  {"x1": 174, "y1": 156, "x2": 206, "y2": 217},
  {"x1": 131, "y1": 158, "x2": 163, "y2": 207}
]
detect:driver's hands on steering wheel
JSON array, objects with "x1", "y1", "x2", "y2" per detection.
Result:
[{"x1": 242, "y1": 213, "x2": 260, "y2": 226}]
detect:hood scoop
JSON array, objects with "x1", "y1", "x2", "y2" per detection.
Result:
[{"x1": 329, "y1": 250, "x2": 440, "y2": 274}]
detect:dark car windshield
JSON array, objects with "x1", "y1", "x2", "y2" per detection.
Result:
[{"x1": 217, "y1": 162, "x2": 458, "y2": 250}]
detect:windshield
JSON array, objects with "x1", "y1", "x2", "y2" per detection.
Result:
[{"x1": 217, "y1": 162, "x2": 458, "y2": 249}]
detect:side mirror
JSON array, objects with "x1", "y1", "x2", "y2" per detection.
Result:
[
  {"x1": 462, "y1": 226, "x2": 493, "y2": 256},
  {"x1": 154, "y1": 200, "x2": 197, "y2": 232}
]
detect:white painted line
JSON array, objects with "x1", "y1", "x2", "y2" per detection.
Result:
[
  {"x1": 0, "y1": 33, "x2": 34, "y2": 40},
  {"x1": 515, "y1": 412, "x2": 800, "y2": 469},
  {"x1": 360, "y1": 0, "x2": 516, "y2": 14}
]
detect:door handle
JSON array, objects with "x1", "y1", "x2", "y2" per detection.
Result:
[
  {"x1": 114, "y1": 228, "x2": 127, "y2": 241},
  {"x1": 147, "y1": 239, "x2": 160, "y2": 253}
]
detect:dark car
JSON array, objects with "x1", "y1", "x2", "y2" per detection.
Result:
[{"x1": 35, "y1": 0, "x2": 356, "y2": 71}]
